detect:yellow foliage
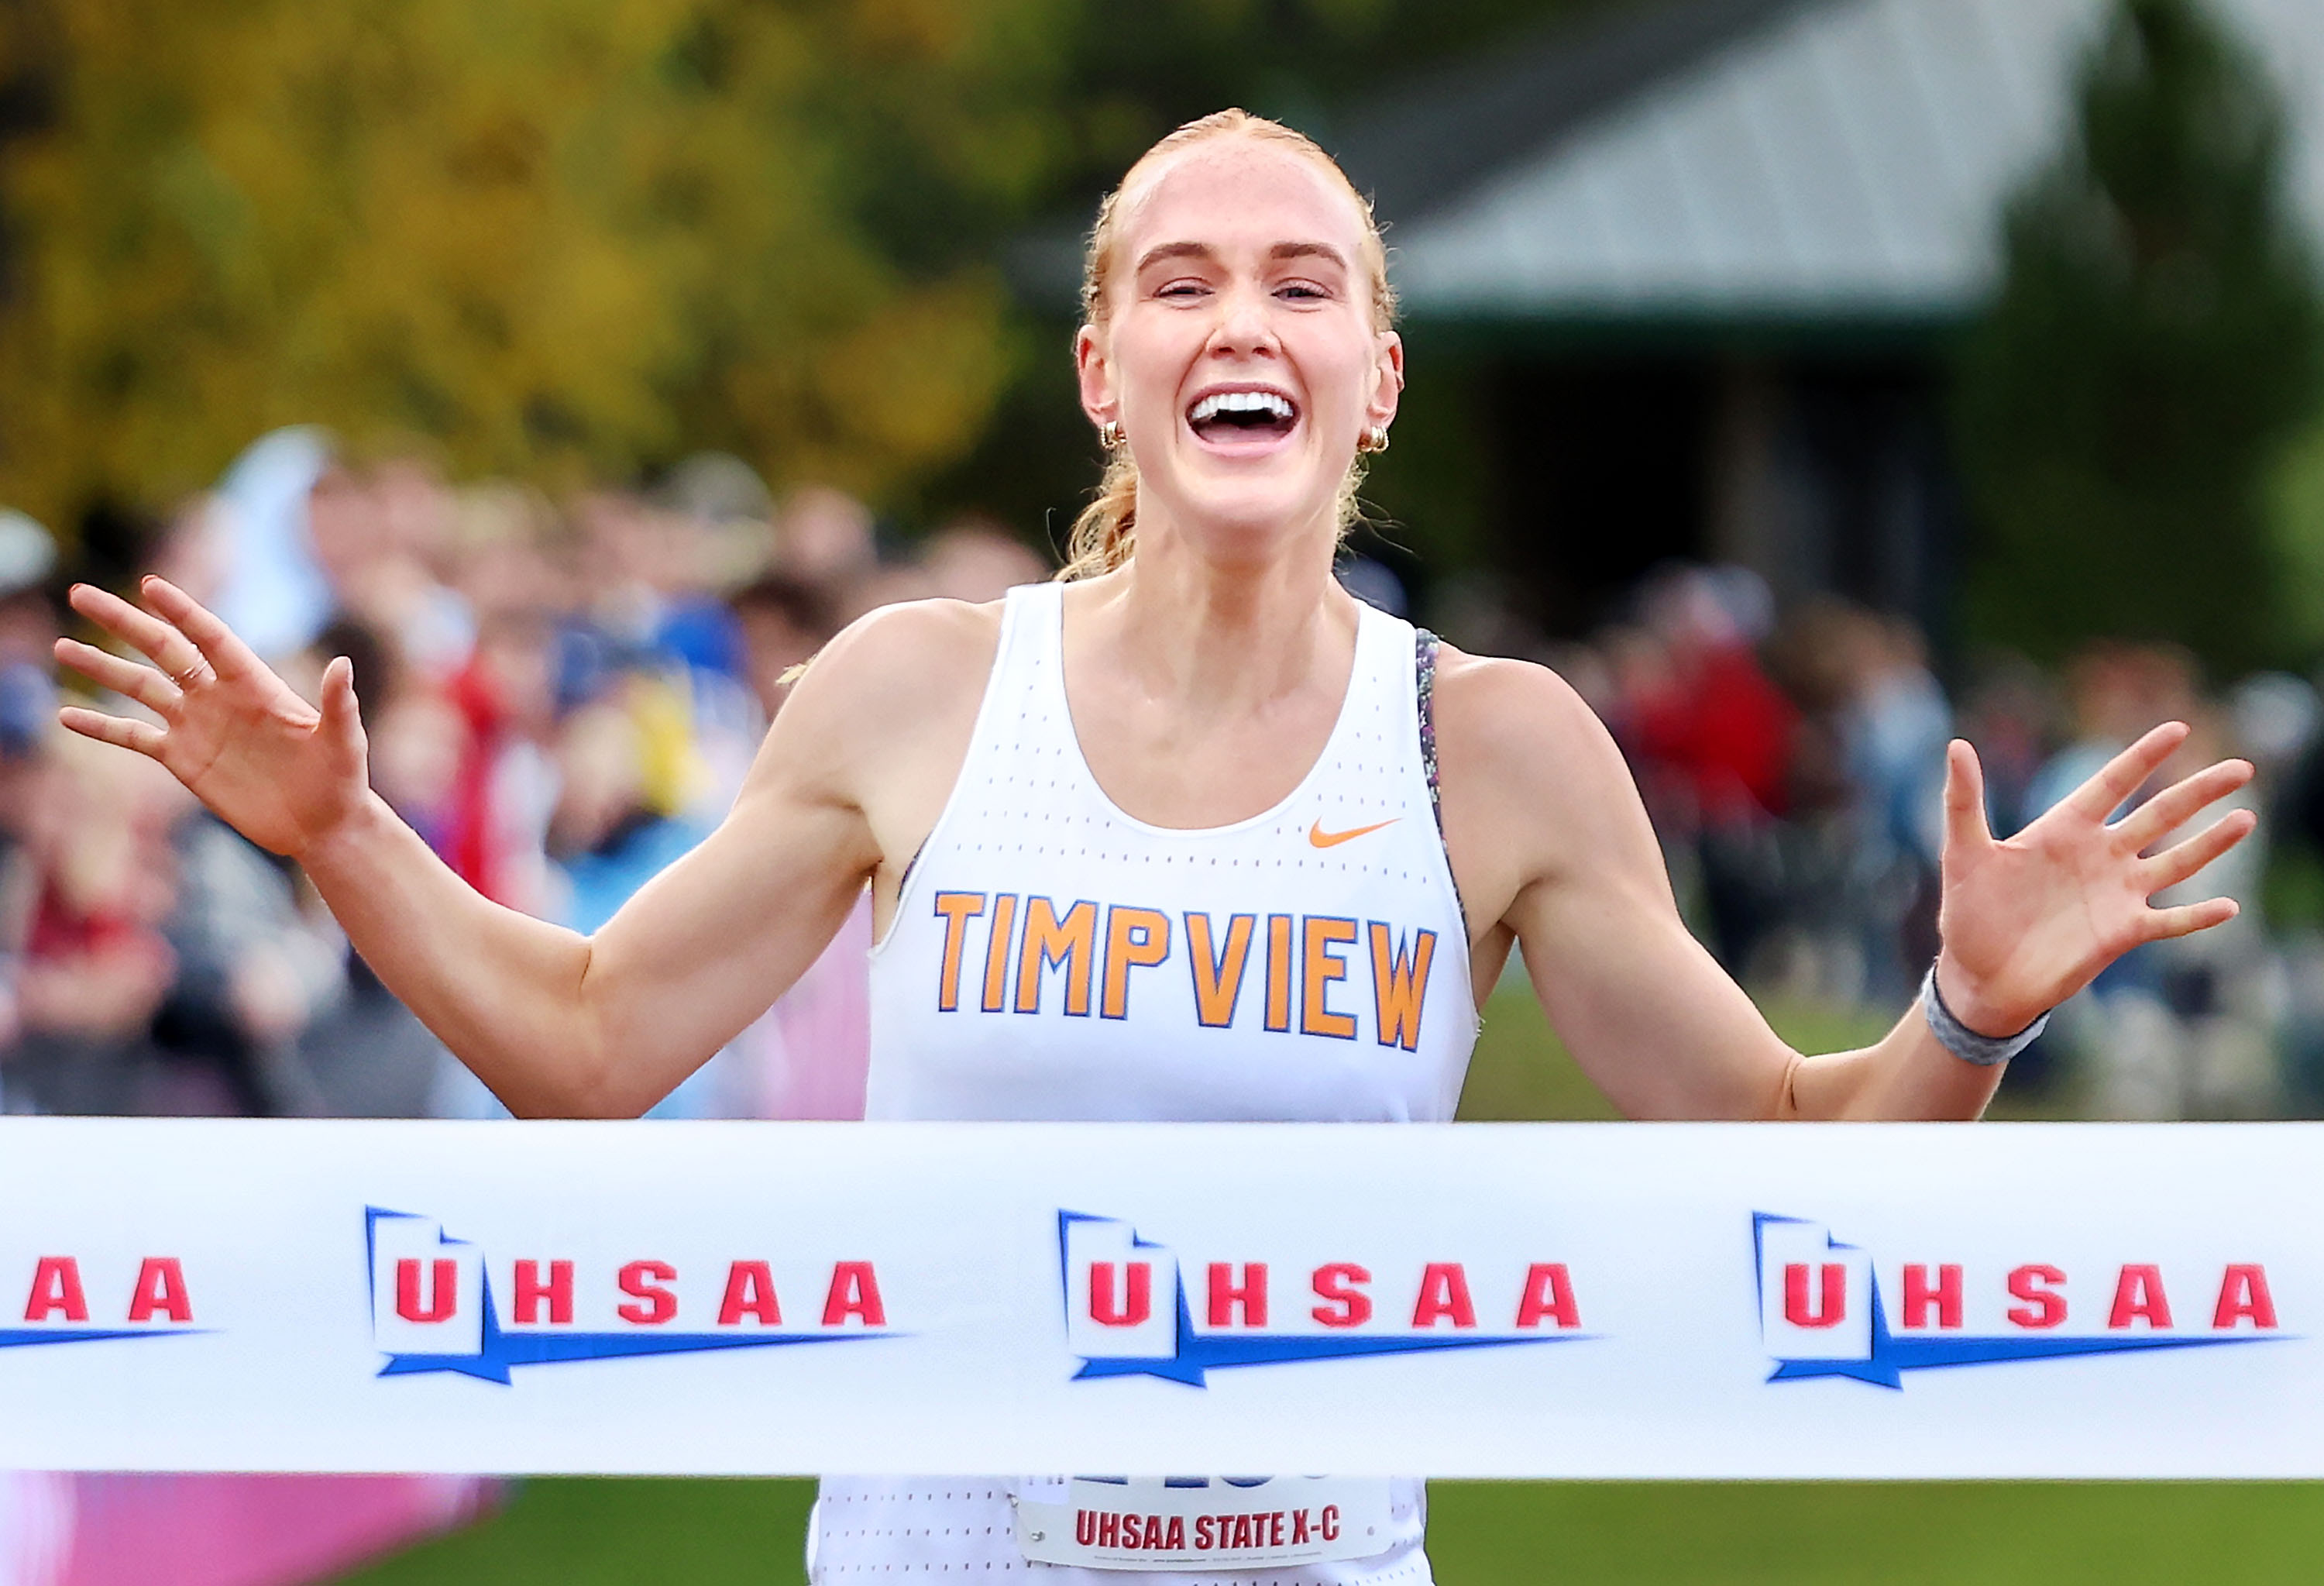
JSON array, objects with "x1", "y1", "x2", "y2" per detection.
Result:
[{"x1": 0, "y1": 0, "x2": 1071, "y2": 527}]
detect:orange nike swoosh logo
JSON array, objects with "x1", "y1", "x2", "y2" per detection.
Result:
[{"x1": 1308, "y1": 817, "x2": 1398, "y2": 848}]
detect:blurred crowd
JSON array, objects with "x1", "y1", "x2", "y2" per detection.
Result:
[
  {"x1": 0, "y1": 427, "x2": 1047, "y2": 1127},
  {"x1": 12, "y1": 439, "x2": 2324, "y2": 1127},
  {"x1": 1442, "y1": 560, "x2": 2324, "y2": 1120}
]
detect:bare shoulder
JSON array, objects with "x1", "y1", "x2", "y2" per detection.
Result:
[
  {"x1": 748, "y1": 596, "x2": 1008, "y2": 893},
  {"x1": 1430, "y1": 641, "x2": 1662, "y2": 931},
  {"x1": 803, "y1": 595, "x2": 1002, "y2": 696},
  {"x1": 775, "y1": 596, "x2": 1002, "y2": 755},
  {"x1": 1431, "y1": 642, "x2": 1632, "y2": 803}
]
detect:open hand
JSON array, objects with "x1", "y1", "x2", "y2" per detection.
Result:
[
  {"x1": 53, "y1": 577, "x2": 370, "y2": 858},
  {"x1": 1934, "y1": 723, "x2": 2254, "y2": 1037}
]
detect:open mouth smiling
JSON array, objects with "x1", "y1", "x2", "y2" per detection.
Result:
[{"x1": 1186, "y1": 387, "x2": 1300, "y2": 450}]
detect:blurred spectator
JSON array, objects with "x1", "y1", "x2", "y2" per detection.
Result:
[
  {"x1": 1749, "y1": 598, "x2": 1947, "y2": 1003},
  {"x1": 2026, "y1": 645, "x2": 2273, "y2": 1117},
  {"x1": 146, "y1": 495, "x2": 231, "y2": 610},
  {"x1": 658, "y1": 451, "x2": 780, "y2": 593},
  {"x1": 0, "y1": 511, "x2": 165, "y2": 1115},
  {"x1": 720, "y1": 549, "x2": 875, "y2": 1120},
  {"x1": 1629, "y1": 564, "x2": 1793, "y2": 829},
  {"x1": 923, "y1": 518, "x2": 1052, "y2": 605},
  {"x1": 321, "y1": 450, "x2": 475, "y2": 680},
  {"x1": 2020, "y1": 643, "x2": 2188, "y2": 833},
  {"x1": 34, "y1": 440, "x2": 2324, "y2": 1138},
  {"x1": 661, "y1": 450, "x2": 774, "y2": 528},
  {"x1": 4, "y1": 734, "x2": 179, "y2": 1115},
  {"x1": 438, "y1": 600, "x2": 563, "y2": 915},
  {"x1": 1541, "y1": 638, "x2": 1620, "y2": 725},
  {"x1": 208, "y1": 428, "x2": 335, "y2": 664},
  {"x1": 1958, "y1": 652, "x2": 2061, "y2": 841},
  {"x1": 547, "y1": 696, "x2": 713, "y2": 934},
  {"x1": 1762, "y1": 600, "x2": 1893, "y2": 1004},
  {"x1": 1626, "y1": 563, "x2": 1796, "y2": 973},
  {"x1": 1841, "y1": 613, "x2": 1952, "y2": 996},
  {"x1": 839, "y1": 558, "x2": 940, "y2": 621},
  {"x1": 436, "y1": 690, "x2": 739, "y2": 1120},
  {"x1": 26, "y1": 517, "x2": 370, "y2": 1118},
  {"x1": 28, "y1": 415, "x2": 2324, "y2": 1147},
  {"x1": 150, "y1": 797, "x2": 343, "y2": 1117},
  {"x1": 0, "y1": 511, "x2": 57, "y2": 666},
  {"x1": 777, "y1": 484, "x2": 878, "y2": 594},
  {"x1": 1847, "y1": 617, "x2": 1951, "y2": 880},
  {"x1": 2233, "y1": 673, "x2": 2321, "y2": 779},
  {"x1": 731, "y1": 574, "x2": 837, "y2": 721},
  {"x1": 1425, "y1": 570, "x2": 1556, "y2": 669},
  {"x1": 2147, "y1": 703, "x2": 2274, "y2": 1118}
]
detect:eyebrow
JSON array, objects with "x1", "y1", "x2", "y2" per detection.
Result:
[{"x1": 1133, "y1": 240, "x2": 1351, "y2": 273}]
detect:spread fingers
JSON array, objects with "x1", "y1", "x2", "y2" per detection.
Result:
[
  {"x1": 54, "y1": 638, "x2": 179, "y2": 715},
  {"x1": 2140, "y1": 896, "x2": 2240, "y2": 942},
  {"x1": 2113, "y1": 759, "x2": 2255, "y2": 852},
  {"x1": 2064, "y1": 721, "x2": 2189, "y2": 822},
  {"x1": 2144, "y1": 808, "x2": 2257, "y2": 893},
  {"x1": 138, "y1": 576, "x2": 261, "y2": 682},
  {"x1": 57, "y1": 704, "x2": 164, "y2": 759},
  {"x1": 67, "y1": 583, "x2": 204, "y2": 680}
]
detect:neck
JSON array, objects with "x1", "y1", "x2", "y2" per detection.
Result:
[{"x1": 1081, "y1": 493, "x2": 1358, "y2": 710}]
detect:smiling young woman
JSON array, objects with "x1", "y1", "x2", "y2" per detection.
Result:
[
  {"x1": 1058, "y1": 110, "x2": 1401, "y2": 584},
  {"x1": 56, "y1": 110, "x2": 2257, "y2": 1582}
]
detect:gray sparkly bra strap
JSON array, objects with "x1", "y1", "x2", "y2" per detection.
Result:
[
  {"x1": 1415, "y1": 628, "x2": 1442, "y2": 834},
  {"x1": 1414, "y1": 626, "x2": 1473, "y2": 941}
]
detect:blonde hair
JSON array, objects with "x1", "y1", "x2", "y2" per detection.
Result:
[{"x1": 1058, "y1": 110, "x2": 1397, "y2": 582}]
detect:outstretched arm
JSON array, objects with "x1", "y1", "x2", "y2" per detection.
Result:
[
  {"x1": 1784, "y1": 725, "x2": 2249, "y2": 1119},
  {"x1": 1435, "y1": 654, "x2": 2254, "y2": 1122},
  {"x1": 56, "y1": 576, "x2": 882, "y2": 1118}
]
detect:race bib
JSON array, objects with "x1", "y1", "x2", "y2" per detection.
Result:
[{"x1": 1013, "y1": 1476, "x2": 1395, "y2": 1571}]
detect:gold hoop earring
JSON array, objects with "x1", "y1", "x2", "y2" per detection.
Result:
[
  {"x1": 1098, "y1": 420, "x2": 1125, "y2": 449},
  {"x1": 1359, "y1": 425, "x2": 1390, "y2": 456}
]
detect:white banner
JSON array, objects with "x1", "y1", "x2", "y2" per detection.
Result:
[{"x1": 0, "y1": 1116, "x2": 2315, "y2": 1477}]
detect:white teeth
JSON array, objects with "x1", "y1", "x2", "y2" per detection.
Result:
[{"x1": 1189, "y1": 390, "x2": 1295, "y2": 425}]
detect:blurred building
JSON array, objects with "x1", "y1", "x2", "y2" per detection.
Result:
[
  {"x1": 1332, "y1": 0, "x2": 2324, "y2": 635},
  {"x1": 1022, "y1": 0, "x2": 2324, "y2": 637}
]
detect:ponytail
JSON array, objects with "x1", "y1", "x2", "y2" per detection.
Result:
[{"x1": 1058, "y1": 451, "x2": 1140, "y2": 581}]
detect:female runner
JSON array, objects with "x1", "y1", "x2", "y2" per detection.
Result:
[{"x1": 57, "y1": 111, "x2": 2256, "y2": 1583}]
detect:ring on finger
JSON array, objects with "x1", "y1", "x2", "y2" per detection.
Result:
[{"x1": 169, "y1": 659, "x2": 208, "y2": 689}]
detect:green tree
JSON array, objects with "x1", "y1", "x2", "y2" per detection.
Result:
[
  {"x1": 1954, "y1": 0, "x2": 2322, "y2": 673},
  {"x1": 0, "y1": 0, "x2": 1072, "y2": 527}
]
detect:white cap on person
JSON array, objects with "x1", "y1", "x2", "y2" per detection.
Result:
[{"x1": 0, "y1": 510, "x2": 55, "y2": 600}]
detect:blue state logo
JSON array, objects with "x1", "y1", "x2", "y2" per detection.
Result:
[
  {"x1": 1754, "y1": 1212, "x2": 2287, "y2": 1389},
  {"x1": 366, "y1": 1207, "x2": 896, "y2": 1384},
  {"x1": 1057, "y1": 1210, "x2": 1591, "y2": 1387}
]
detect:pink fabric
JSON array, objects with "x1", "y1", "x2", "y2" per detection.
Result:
[
  {"x1": 2, "y1": 1474, "x2": 74, "y2": 1586},
  {"x1": 54, "y1": 1475, "x2": 495, "y2": 1586},
  {"x1": 748, "y1": 889, "x2": 873, "y2": 1120}
]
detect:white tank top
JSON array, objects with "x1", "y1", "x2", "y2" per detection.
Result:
[{"x1": 814, "y1": 581, "x2": 1476, "y2": 1584}]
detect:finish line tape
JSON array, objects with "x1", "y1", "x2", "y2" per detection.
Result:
[{"x1": 0, "y1": 1117, "x2": 2309, "y2": 1476}]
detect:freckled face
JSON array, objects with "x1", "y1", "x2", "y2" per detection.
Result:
[{"x1": 1078, "y1": 139, "x2": 1402, "y2": 553}]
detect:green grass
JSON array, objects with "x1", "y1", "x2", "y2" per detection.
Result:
[
  {"x1": 343, "y1": 985, "x2": 2324, "y2": 1583},
  {"x1": 348, "y1": 1480, "x2": 817, "y2": 1585},
  {"x1": 1454, "y1": 975, "x2": 1899, "y2": 1123},
  {"x1": 1454, "y1": 976, "x2": 1624, "y2": 1121},
  {"x1": 1424, "y1": 1482, "x2": 2324, "y2": 1583},
  {"x1": 349, "y1": 1477, "x2": 2324, "y2": 1584}
]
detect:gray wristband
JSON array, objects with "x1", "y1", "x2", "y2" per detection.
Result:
[{"x1": 1920, "y1": 965, "x2": 2048, "y2": 1067}]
